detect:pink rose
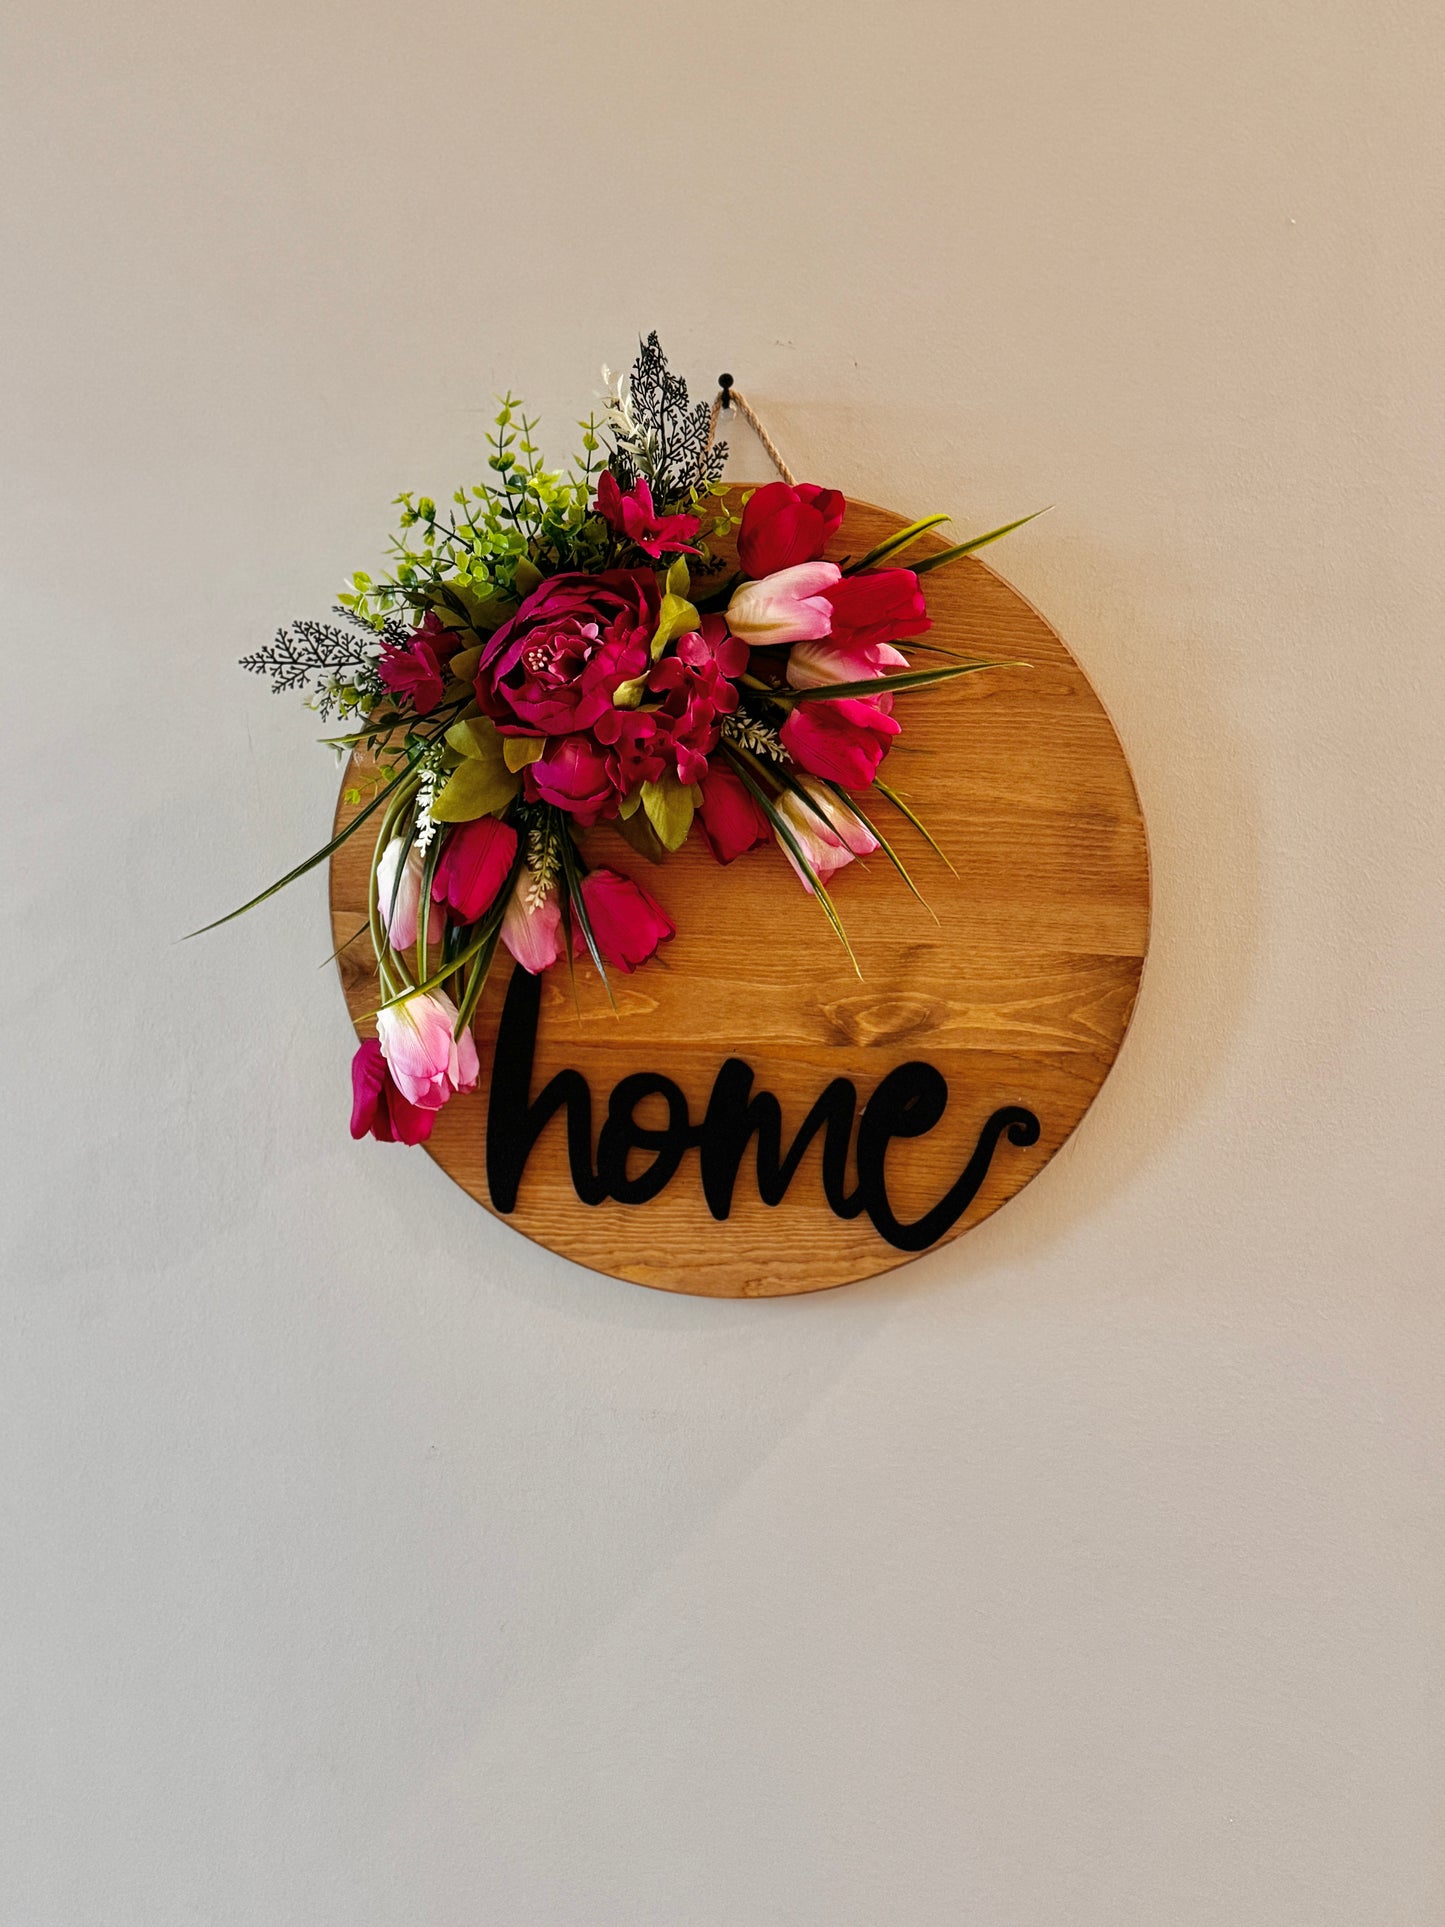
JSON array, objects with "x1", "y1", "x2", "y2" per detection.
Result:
[
  {"x1": 594, "y1": 471, "x2": 700, "y2": 558},
  {"x1": 349, "y1": 1037, "x2": 436, "y2": 1145},
  {"x1": 431, "y1": 815, "x2": 518, "y2": 923},
  {"x1": 375, "y1": 990, "x2": 479, "y2": 1111},
  {"x1": 737, "y1": 481, "x2": 846, "y2": 577},
  {"x1": 775, "y1": 782, "x2": 878, "y2": 892},
  {"x1": 572, "y1": 869, "x2": 675, "y2": 973},
  {"x1": 478, "y1": 570, "x2": 660, "y2": 738},
  {"x1": 697, "y1": 763, "x2": 770, "y2": 864},
  {"x1": 780, "y1": 695, "x2": 900, "y2": 788},
  {"x1": 523, "y1": 734, "x2": 619, "y2": 823}
]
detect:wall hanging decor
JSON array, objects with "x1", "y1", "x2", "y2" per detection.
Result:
[{"x1": 206, "y1": 335, "x2": 1148, "y2": 1295}]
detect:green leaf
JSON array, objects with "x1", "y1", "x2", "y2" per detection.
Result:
[
  {"x1": 614, "y1": 807, "x2": 666, "y2": 864},
  {"x1": 649, "y1": 592, "x2": 700, "y2": 662},
  {"x1": 783, "y1": 660, "x2": 1028, "y2": 702},
  {"x1": 640, "y1": 772, "x2": 695, "y2": 851},
  {"x1": 431, "y1": 757, "x2": 520, "y2": 822},
  {"x1": 513, "y1": 558, "x2": 543, "y2": 597},
  {"x1": 445, "y1": 715, "x2": 499, "y2": 760},
  {"x1": 502, "y1": 735, "x2": 546, "y2": 771},
  {"x1": 910, "y1": 508, "x2": 1051, "y2": 575},
  {"x1": 664, "y1": 555, "x2": 690, "y2": 599},
  {"x1": 611, "y1": 672, "x2": 649, "y2": 710},
  {"x1": 843, "y1": 513, "x2": 950, "y2": 574}
]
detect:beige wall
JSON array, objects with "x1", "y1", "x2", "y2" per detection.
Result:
[{"x1": 3, "y1": 2, "x2": 1443, "y2": 1921}]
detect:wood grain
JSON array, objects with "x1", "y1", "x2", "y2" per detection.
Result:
[{"x1": 328, "y1": 495, "x2": 1150, "y2": 1296}]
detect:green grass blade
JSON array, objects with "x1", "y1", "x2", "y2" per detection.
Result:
[
  {"x1": 843, "y1": 513, "x2": 951, "y2": 574},
  {"x1": 871, "y1": 777, "x2": 958, "y2": 876},
  {"x1": 784, "y1": 660, "x2": 1028, "y2": 703},
  {"x1": 910, "y1": 508, "x2": 1051, "y2": 575},
  {"x1": 722, "y1": 749, "x2": 860, "y2": 976},
  {"x1": 183, "y1": 751, "x2": 424, "y2": 939}
]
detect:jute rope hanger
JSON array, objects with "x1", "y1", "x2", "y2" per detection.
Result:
[{"x1": 704, "y1": 373, "x2": 796, "y2": 486}]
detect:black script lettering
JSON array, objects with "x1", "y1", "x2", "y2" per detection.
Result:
[
  {"x1": 856, "y1": 1060, "x2": 1041, "y2": 1251},
  {"x1": 697, "y1": 1059, "x2": 863, "y2": 1222},
  {"x1": 484, "y1": 966, "x2": 1042, "y2": 1254},
  {"x1": 596, "y1": 1073, "x2": 691, "y2": 1204},
  {"x1": 486, "y1": 965, "x2": 607, "y2": 1211}
]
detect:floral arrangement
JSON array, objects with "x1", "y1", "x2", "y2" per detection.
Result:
[{"x1": 217, "y1": 336, "x2": 1033, "y2": 1147}]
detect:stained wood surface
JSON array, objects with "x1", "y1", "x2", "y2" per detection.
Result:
[{"x1": 329, "y1": 495, "x2": 1150, "y2": 1296}]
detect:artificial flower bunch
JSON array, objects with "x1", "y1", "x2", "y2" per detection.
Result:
[{"x1": 226, "y1": 336, "x2": 1031, "y2": 1146}]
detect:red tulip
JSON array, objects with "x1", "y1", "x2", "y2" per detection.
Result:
[
  {"x1": 824, "y1": 569, "x2": 931, "y2": 651},
  {"x1": 780, "y1": 696, "x2": 900, "y2": 788},
  {"x1": 431, "y1": 816, "x2": 518, "y2": 923},
  {"x1": 349, "y1": 1038, "x2": 437, "y2": 1145},
  {"x1": 572, "y1": 869, "x2": 675, "y2": 973},
  {"x1": 737, "y1": 482, "x2": 846, "y2": 577},
  {"x1": 697, "y1": 763, "x2": 770, "y2": 864}
]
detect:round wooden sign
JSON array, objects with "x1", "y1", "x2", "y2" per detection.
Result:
[{"x1": 330, "y1": 496, "x2": 1149, "y2": 1296}]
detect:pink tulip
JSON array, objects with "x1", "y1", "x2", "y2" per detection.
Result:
[
  {"x1": 780, "y1": 696, "x2": 901, "y2": 788},
  {"x1": 697, "y1": 763, "x2": 771, "y2": 864},
  {"x1": 431, "y1": 816, "x2": 518, "y2": 923},
  {"x1": 774, "y1": 782, "x2": 878, "y2": 892},
  {"x1": 375, "y1": 990, "x2": 480, "y2": 1111},
  {"x1": 787, "y1": 638, "x2": 909, "y2": 690},
  {"x1": 349, "y1": 1037, "x2": 436, "y2": 1145},
  {"x1": 724, "y1": 561, "x2": 841, "y2": 647},
  {"x1": 376, "y1": 835, "x2": 429, "y2": 951},
  {"x1": 501, "y1": 876, "x2": 563, "y2": 974},
  {"x1": 572, "y1": 869, "x2": 675, "y2": 973}
]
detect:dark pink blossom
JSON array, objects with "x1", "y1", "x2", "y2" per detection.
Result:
[
  {"x1": 523, "y1": 734, "x2": 619, "y2": 823},
  {"x1": 431, "y1": 815, "x2": 518, "y2": 923},
  {"x1": 594, "y1": 470, "x2": 701, "y2": 558},
  {"x1": 378, "y1": 613, "x2": 448, "y2": 716}
]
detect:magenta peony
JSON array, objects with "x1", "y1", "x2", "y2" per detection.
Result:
[{"x1": 478, "y1": 571, "x2": 659, "y2": 738}]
